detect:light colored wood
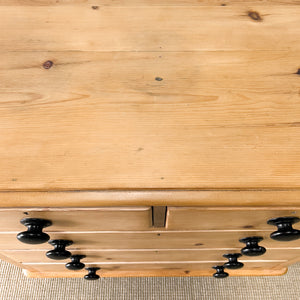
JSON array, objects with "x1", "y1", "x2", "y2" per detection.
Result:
[
  {"x1": 3, "y1": 248, "x2": 300, "y2": 264},
  {"x1": 2, "y1": 230, "x2": 300, "y2": 250},
  {"x1": 0, "y1": 207, "x2": 152, "y2": 232},
  {"x1": 1, "y1": 1, "x2": 298, "y2": 6},
  {"x1": 22, "y1": 261, "x2": 289, "y2": 275},
  {"x1": 2, "y1": 1, "x2": 300, "y2": 279},
  {"x1": 2, "y1": 191, "x2": 300, "y2": 207},
  {"x1": 23, "y1": 267, "x2": 288, "y2": 278},
  {"x1": 1, "y1": 50, "x2": 300, "y2": 190},
  {"x1": 1, "y1": 51, "x2": 299, "y2": 127},
  {"x1": 0, "y1": 251, "x2": 36, "y2": 272},
  {"x1": 1, "y1": 6, "x2": 300, "y2": 51},
  {"x1": 166, "y1": 208, "x2": 300, "y2": 230}
]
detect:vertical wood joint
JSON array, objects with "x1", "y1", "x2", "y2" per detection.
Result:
[{"x1": 152, "y1": 206, "x2": 167, "y2": 228}]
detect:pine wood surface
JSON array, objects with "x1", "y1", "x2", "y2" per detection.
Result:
[
  {"x1": 0, "y1": 207, "x2": 152, "y2": 231},
  {"x1": 2, "y1": 230, "x2": 300, "y2": 250},
  {"x1": 1, "y1": 3, "x2": 300, "y2": 192},
  {"x1": 2, "y1": 248, "x2": 300, "y2": 264},
  {"x1": 0, "y1": 5, "x2": 299, "y2": 51},
  {"x1": 23, "y1": 267, "x2": 288, "y2": 278},
  {"x1": 21, "y1": 261, "x2": 286, "y2": 277},
  {"x1": 1, "y1": 50, "x2": 300, "y2": 190},
  {"x1": 0, "y1": 1, "x2": 298, "y2": 6},
  {"x1": 166, "y1": 207, "x2": 300, "y2": 230},
  {"x1": 0, "y1": 207, "x2": 298, "y2": 231},
  {"x1": 2, "y1": 1, "x2": 300, "y2": 278},
  {"x1": 2, "y1": 190, "x2": 300, "y2": 207}
]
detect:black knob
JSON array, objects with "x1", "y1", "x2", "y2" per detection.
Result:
[
  {"x1": 212, "y1": 266, "x2": 229, "y2": 278},
  {"x1": 17, "y1": 218, "x2": 52, "y2": 244},
  {"x1": 46, "y1": 240, "x2": 73, "y2": 260},
  {"x1": 267, "y1": 217, "x2": 300, "y2": 241},
  {"x1": 65, "y1": 255, "x2": 86, "y2": 270},
  {"x1": 84, "y1": 267, "x2": 100, "y2": 280},
  {"x1": 239, "y1": 236, "x2": 266, "y2": 256},
  {"x1": 223, "y1": 253, "x2": 244, "y2": 269}
]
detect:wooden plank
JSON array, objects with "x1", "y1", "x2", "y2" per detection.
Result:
[
  {"x1": 0, "y1": 1, "x2": 298, "y2": 6},
  {"x1": 2, "y1": 248, "x2": 299, "y2": 264},
  {"x1": 22, "y1": 261, "x2": 289, "y2": 274},
  {"x1": 0, "y1": 6, "x2": 300, "y2": 51},
  {"x1": 1, "y1": 51, "x2": 299, "y2": 121},
  {"x1": 0, "y1": 207, "x2": 152, "y2": 232},
  {"x1": 1, "y1": 206, "x2": 297, "y2": 233},
  {"x1": 1, "y1": 50, "x2": 300, "y2": 190},
  {"x1": 2, "y1": 230, "x2": 300, "y2": 250},
  {"x1": 2, "y1": 191, "x2": 300, "y2": 207},
  {"x1": 23, "y1": 267, "x2": 288, "y2": 278},
  {"x1": 166, "y1": 208, "x2": 300, "y2": 230},
  {"x1": 2, "y1": 127, "x2": 300, "y2": 190}
]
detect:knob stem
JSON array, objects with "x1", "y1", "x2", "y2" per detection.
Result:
[
  {"x1": 267, "y1": 217, "x2": 300, "y2": 241},
  {"x1": 17, "y1": 218, "x2": 52, "y2": 244},
  {"x1": 223, "y1": 253, "x2": 244, "y2": 269},
  {"x1": 84, "y1": 267, "x2": 100, "y2": 280},
  {"x1": 66, "y1": 255, "x2": 86, "y2": 270},
  {"x1": 239, "y1": 236, "x2": 266, "y2": 256},
  {"x1": 212, "y1": 266, "x2": 228, "y2": 278},
  {"x1": 46, "y1": 239, "x2": 73, "y2": 260}
]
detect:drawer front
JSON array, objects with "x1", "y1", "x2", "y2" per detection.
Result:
[
  {"x1": 2, "y1": 248, "x2": 298, "y2": 264},
  {"x1": 22, "y1": 261, "x2": 288, "y2": 274},
  {"x1": 1, "y1": 230, "x2": 300, "y2": 250},
  {"x1": 0, "y1": 207, "x2": 152, "y2": 232},
  {"x1": 166, "y1": 207, "x2": 300, "y2": 230}
]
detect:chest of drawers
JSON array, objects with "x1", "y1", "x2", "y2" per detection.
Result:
[
  {"x1": 1, "y1": 191, "x2": 300, "y2": 279},
  {"x1": 1, "y1": 0, "x2": 300, "y2": 279}
]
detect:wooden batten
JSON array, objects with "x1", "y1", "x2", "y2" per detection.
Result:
[{"x1": 1, "y1": 190, "x2": 300, "y2": 207}]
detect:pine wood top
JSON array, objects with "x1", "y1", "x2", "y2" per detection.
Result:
[{"x1": 1, "y1": 1, "x2": 300, "y2": 194}]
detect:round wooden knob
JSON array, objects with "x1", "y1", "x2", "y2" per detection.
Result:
[
  {"x1": 239, "y1": 236, "x2": 266, "y2": 256},
  {"x1": 223, "y1": 253, "x2": 244, "y2": 269},
  {"x1": 46, "y1": 239, "x2": 73, "y2": 260},
  {"x1": 65, "y1": 255, "x2": 86, "y2": 270},
  {"x1": 84, "y1": 267, "x2": 100, "y2": 280},
  {"x1": 212, "y1": 266, "x2": 229, "y2": 278},
  {"x1": 267, "y1": 217, "x2": 300, "y2": 241},
  {"x1": 17, "y1": 218, "x2": 52, "y2": 244}
]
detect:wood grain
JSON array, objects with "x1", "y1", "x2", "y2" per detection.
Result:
[
  {"x1": 1, "y1": 50, "x2": 300, "y2": 190},
  {"x1": 3, "y1": 248, "x2": 299, "y2": 264},
  {"x1": 2, "y1": 191, "x2": 300, "y2": 207},
  {"x1": 2, "y1": 125, "x2": 300, "y2": 190},
  {"x1": 1, "y1": 1, "x2": 300, "y2": 279},
  {"x1": 23, "y1": 261, "x2": 289, "y2": 274},
  {"x1": 0, "y1": 207, "x2": 152, "y2": 231},
  {"x1": 0, "y1": 1, "x2": 298, "y2": 6},
  {"x1": 0, "y1": 6, "x2": 300, "y2": 51},
  {"x1": 23, "y1": 267, "x2": 288, "y2": 278},
  {"x1": 166, "y1": 208, "x2": 300, "y2": 230},
  {"x1": 0, "y1": 230, "x2": 298, "y2": 250}
]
